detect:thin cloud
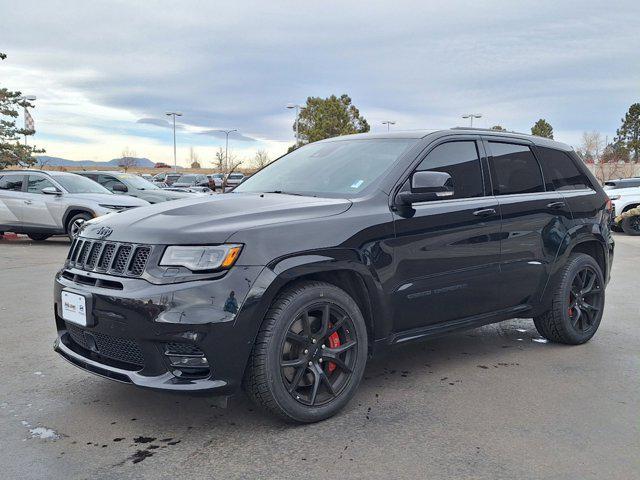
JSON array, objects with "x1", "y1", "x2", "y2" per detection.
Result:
[
  {"x1": 137, "y1": 117, "x2": 185, "y2": 130},
  {"x1": 197, "y1": 130, "x2": 257, "y2": 142}
]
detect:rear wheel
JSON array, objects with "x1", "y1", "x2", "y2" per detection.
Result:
[
  {"x1": 66, "y1": 213, "x2": 92, "y2": 240},
  {"x1": 27, "y1": 233, "x2": 51, "y2": 241},
  {"x1": 534, "y1": 253, "x2": 605, "y2": 345},
  {"x1": 244, "y1": 281, "x2": 368, "y2": 423},
  {"x1": 621, "y1": 215, "x2": 640, "y2": 236}
]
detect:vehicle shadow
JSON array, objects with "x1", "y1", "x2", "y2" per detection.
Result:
[{"x1": 62, "y1": 317, "x2": 550, "y2": 433}]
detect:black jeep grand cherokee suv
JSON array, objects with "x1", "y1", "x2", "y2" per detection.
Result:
[{"x1": 54, "y1": 129, "x2": 614, "y2": 422}]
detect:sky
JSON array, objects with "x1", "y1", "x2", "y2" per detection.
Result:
[{"x1": 1, "y1": 0, "x2": 639, "y2": 167}]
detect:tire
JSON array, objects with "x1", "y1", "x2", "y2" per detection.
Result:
[
  {"x1": 66, "y1": 212, "x2": 92, "y2": 240},
  {"x1": 620, "y1": 216, "x2": 640, "y2": 236},
  {"x1": 27, "y1": 233, "x2": 51, "y2": 241},
  {"x1": 243, "y1": 281, "x2": 368, "y2": 423},
  {"x1": 533, "y1": 253, "x2": 605, "y2": 345}
]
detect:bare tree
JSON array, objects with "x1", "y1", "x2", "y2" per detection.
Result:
[
  {"x1": 119, "y1": 147, "x2": 138, "y2": 172},
  {"x1": 254, "y1": 149, "x2": 270, "y2": 169},
  {"x1": 214, "y1": 147, "x2": 225, "y2": 172},
  {"x1": 578, "y1": 131, "x2": 603, "y2": 164}
]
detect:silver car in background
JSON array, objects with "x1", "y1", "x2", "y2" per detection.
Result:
[{"x1": 0, "y1": 170, "x2": 149, "y2": 241}]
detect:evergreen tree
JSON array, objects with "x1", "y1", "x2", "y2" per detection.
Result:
[
  {"x1": 531, "y1": 119, "x2": 553, "y2": 139},
  {"x1": 614, "y1": 103, "x2": 640, "y2": 161}
]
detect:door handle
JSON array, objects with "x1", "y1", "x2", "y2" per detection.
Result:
[
  {"x1": 473, "y1": 208, "x2": 497, "y2": 217},
  {"x1": 547, "y1": 201, "x2": 565, "y2": 209}
]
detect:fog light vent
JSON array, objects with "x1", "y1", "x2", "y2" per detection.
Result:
[{"x1": 162, "y1": 342, "x2": 209, "y2": 377}]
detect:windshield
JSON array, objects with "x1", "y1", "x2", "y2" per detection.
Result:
[
  {"x1": 176, "y1": 175, "x2": 197, "y2": 183},
  {"x1": 116, "y1": 174, "x2": 159, "y2": 190},
  {"x1": 52, "y1": 174, "x2": 112, "y2": 194},
  {"x1": 235, "y1": 138, "x2": 416, "y2": 196}
]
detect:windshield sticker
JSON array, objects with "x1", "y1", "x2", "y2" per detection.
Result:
[{"x1": 350, "y1": 180, "x2": 364, "y2": 189}]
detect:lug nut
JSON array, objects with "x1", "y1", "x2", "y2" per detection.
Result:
[
  {"x1": 319, "y1": 358, "x2": 323, "y2": 363},
  {"x1": 308, "y1": 361, "x2": 313, "y2": 366},
  {"x1": 304, "y1": 349, "x2": 309, "y2": 354},
  {"x1": 312, "y1": 338, "x2": 316, "y2": 344},
  {"x1": 321, "y1": 344, "x2": 325, "y2": 349}
]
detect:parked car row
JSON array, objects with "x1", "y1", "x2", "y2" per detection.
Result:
[{"x1": 607, "y1": 184, "x2": 640, "y2": 235}]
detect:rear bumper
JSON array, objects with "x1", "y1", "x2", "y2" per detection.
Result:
[{"x1": 53, "y1": 265, "x2": 267, "y2": 395}]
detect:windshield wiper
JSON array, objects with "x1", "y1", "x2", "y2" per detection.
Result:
[{"x1": 263, "y1": 190, "x2": 306, "y2": 196}]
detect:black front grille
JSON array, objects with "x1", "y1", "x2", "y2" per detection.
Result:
[
  {"x1": 65, "y1": 322, "x2": 145, "y2": 367},
  {"x1": 163, "y1": 342, "x2": 204, "y2": 356},
  {"x1": 68, "y1": 239, "x2": 152, "y2": 278}
]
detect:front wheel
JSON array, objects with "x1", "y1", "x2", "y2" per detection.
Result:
[
  {"x1": 244, "y1": 281, "x2": 368, "y2": 423},
  {"x1": 66, "y1": 213, "x2": 92, "y2": 240},
  {"x1": 534, "y1": 253, "x2": 605, "y2": 345}
]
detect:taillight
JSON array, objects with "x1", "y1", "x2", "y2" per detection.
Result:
[{"x1": 605, "y1": 197, "x2": 613, "y2": 212}]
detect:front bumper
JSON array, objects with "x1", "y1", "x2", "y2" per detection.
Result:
[{"x1": 53, "y1": 264, "x2": 267, "y2": 395}]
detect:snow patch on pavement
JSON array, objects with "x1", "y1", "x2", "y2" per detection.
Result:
[{"x1": 29, "y1": 427, "x2": 60, "y2": 440}]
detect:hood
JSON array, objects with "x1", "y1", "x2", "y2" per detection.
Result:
[
  {"x1": 67, "y1": 193, "x2": 149, "y2": 207},
  {"x1": 81, "y1": 192, "x2": 351, "y2": 244}
]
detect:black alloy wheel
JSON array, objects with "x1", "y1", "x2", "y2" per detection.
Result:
[
  {"x1": 621, "y1": 215, "x2": 640, "y2": 236},
  {"x1": 244, "y1": 281, "x2": 368, "y2": 423},
  {"x1": 567, "y1": 266, "x2": 604, "y2": 334},
  {"x1": 534, "y1": 253, "x2": 605, "y2": 345},
  {"x1": 280, "y1": 303, "x2": 358, "y2": 407}
]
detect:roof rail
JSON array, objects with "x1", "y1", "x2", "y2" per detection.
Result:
[{"x1": 450, "y1": 127, "x2": 530, "y2": 135}]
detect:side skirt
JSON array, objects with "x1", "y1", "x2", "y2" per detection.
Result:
[{"x1": 386, "y1": 304, "x2": 532, "y2": 346}]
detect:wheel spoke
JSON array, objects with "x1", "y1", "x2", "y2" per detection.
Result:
[
  {"x1": 326, "y1": 340, "x2": 356, "y2": 356},
  {"x1": 286, "y1": 331, "x2": 308, "y2": 345},
  {"x1": 287, "y1": 366, "x2": 307, "y2": 394},
  {"x1": 301, "y1": 312, "x2": 312, "y2": 337},
  {"x1": 319, "y1": 369, "x2": 336, "y2": 397},
  {"x1": 582, "y1": 271, "x2": 596, "y2": 294},
  {"x1": 281, "y1": 357, "x2": 307, "y2": 369},
  {"x1": 321, "y1": 353, "x2": 352, "y2": 373},
  {"x1": 327, "y1": 316, "x2": 347, "y2": 336},
  {"x1": 309, "y1": 367, "x2": 321, "y2": 405},
  {"x1": 319, "y1": 304, "x2": 331, "y2": 338},
  {"x1": 571, "y1": 306, "x2": 582, "y2": 328}
]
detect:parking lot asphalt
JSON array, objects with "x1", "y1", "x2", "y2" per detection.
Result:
[{"x1": 0, "y1": 234, "x2": 638, "y2": 480}]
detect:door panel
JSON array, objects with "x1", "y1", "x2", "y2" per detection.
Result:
[
  {"x1": 23, "y1": 175, "x2": 61, "y2": 229},
  {"x1": 391, "y1": 198, "x2": 502, "y2": 330},
  {"x1": 495, "y1": 193, "x2": 571, "y2": 307}
]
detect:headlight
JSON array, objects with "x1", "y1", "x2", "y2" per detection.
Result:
[{"x1": 160, "y1": 244, "x2": 242, "y2": 271}]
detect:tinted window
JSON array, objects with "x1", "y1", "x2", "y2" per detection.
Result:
[
  {"x1": 488, "y1": 142, "x2": 544, "y2": 195},
  {"x1": 0, "y1": 175, "x2": 24, "y2": 191},
  {"x1": 49, "y1": 174, "x2": 111, "y2": 194},
  {"x1": 537, "y1": 147, "x2": 590, "y2": 191},
  {"x1": 96, "y1": 174, "x2": 128, "y2": 192},
  {"x1": 27, "y1": 175, "x2": 56, "y2": 193},
  {"x1": 415, "y1": 141, "x2": 483, "y2": 199}
]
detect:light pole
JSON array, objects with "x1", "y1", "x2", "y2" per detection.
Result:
[
  {"x1": 217, "y1": 129, "x2": 238, "y2": 168},
  {"x1": 286, "y1": 104, "x2": 303, "y2": 147},
  {"x1": 382, "y1": 120, "x2": 396, "y2": 132},
  {"x1": 20, "y1": 95, "x2": 36, "y2": 146},
  {"x1": 462, "y1": 113, "x2": 482, "y2": 127},
  {"x1": 165, "y1": 112, "x2": 182, "y2": 171}
]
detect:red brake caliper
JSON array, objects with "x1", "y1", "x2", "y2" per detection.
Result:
[{"x1": 327, "y1": 326, "x2": 341, "y2": 374}]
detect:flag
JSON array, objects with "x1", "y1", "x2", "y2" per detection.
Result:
[{"x1": 25, "y1": 109, "x2": 35, "y2": 132}]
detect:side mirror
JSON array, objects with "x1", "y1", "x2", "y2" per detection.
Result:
[
  {"x1": 396, "y1": 171, "x2": 454, "y2": 205},
  {"x1": 112, "y1": 183, "x2": 128, "y2": 192},
  {"x1": 42, "y1": 186, "x2": 62, "y2": 195}
]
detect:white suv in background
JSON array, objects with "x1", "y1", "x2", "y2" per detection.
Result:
[
  {"x1": 608, "y1": 186, "x2": 640, "y2": 235},
  {"x1": 0, "y1": 170, "x2": 149, "y2": 241}
]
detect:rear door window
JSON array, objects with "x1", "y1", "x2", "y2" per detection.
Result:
[
  {"x1": 537, "y1": 147, "x2": 591, "y2": 191},
  {"x1": 0, "y1": 175, "x2": 25, "y2": 191},
  {"x1": 487, "y1": 142, "x2": 544, "y2": 195},
  {"x1": 415, "y1": 141, "x2": 484, "y2": 199}
]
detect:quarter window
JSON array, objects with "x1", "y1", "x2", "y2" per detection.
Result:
[
  {"x1": 27, "y1": 175, "x2": 56, "y2": 194},
  {"x1": 0, "y1": 175, "x2": 24, "y2": 191},
  {"x1": 415, "y1": 141, "x2": 484, "y2": 199},
  {"x1": 488, "y1": 142, "x2": 544, "y2": 195},
  {"x1": 537, "y1": 147, "x2": 591, "y2": 191}
]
